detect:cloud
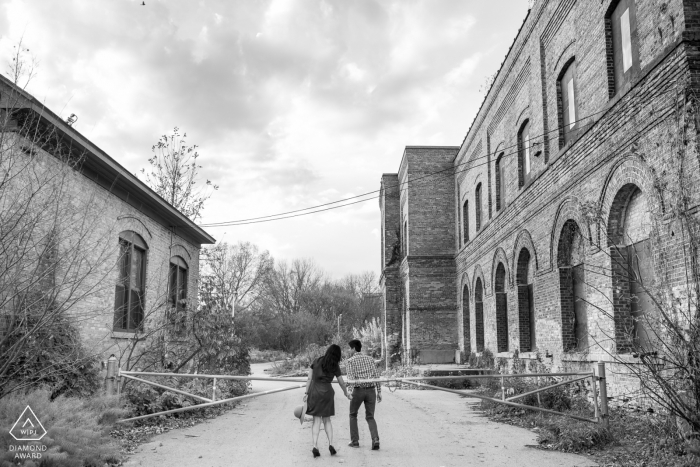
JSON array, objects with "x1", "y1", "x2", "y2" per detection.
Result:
[{"x1": 0, "y1": 0, "x2": 530, "y2": 277}]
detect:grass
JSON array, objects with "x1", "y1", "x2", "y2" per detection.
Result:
[
  {"x1": 476, "y1": 386, "x2": 700, "y2": 466},
  {"x1": 0, "y1": 388, "x2": 128, "y2": 467}
]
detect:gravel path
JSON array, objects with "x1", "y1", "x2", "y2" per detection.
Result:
[{"x1": 124, "y1": 363, "x2": 596, "y2": 467}]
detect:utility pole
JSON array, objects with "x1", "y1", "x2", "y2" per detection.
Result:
[{"x1": 337, "y1": 314, "x2": 342, "y2": 339}]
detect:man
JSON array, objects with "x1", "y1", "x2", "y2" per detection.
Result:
[{"x1": 345, "y1": 339, "x2": 381, "y2": 450}]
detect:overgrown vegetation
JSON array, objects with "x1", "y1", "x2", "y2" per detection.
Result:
[{"x1": 0, "y1": 389, "x2": 127, "y2": 467}]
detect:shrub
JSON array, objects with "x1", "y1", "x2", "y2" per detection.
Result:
[
  {"x1": 122, "y1": 375, "x2": 248, "y2": 418},
  {"x1": 249, "y1": 348, "x2": 289, "y2": 364},
  {"x1": 536, "y1": 418, "x2": 614, "y2": 451},
  {"x1": 381, "y1": 364, "x2": 422, "y2": 390},
  {"x1": 1, "y1": 312, "x2": 101, "y2": 400},
  {"x1": 0, "y1": 389, "x2": 127, "y2": 466}
]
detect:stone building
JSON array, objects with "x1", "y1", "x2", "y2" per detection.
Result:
[
  {"x1": 380, "y1": 0, "x2": 700, "y2": 395},
  {"x1": 0, "y1": 75, "x2": 215, "y2": 368}
]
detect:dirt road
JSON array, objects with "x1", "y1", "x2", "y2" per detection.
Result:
[{"x1": 124, "y1": 363, "x2": 596, "y2": 467}]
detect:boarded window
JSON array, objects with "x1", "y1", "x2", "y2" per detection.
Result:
[
  {"x1": 463, "y1": 200, "x2": 469, "y2": 244},
  {"x1": 475, "y1": 278, "x2": 484, "y2": 352},
  {"x1": 475, "y1": 184, "x2": 482, "y2": 232},
  {"x1": 559, "y1": 61, "x2": 578, "y2": 146},
  {"x1": 518, "y1": 120, "x2": 531, "y2": 186},
  {"x1": 609, "y1": 0, "x2": 639, "y2": 93},
  {"x1": 495, "y1": 153, "x2": 505, "y2": 211},
  {"x1": 114, "y1": 231, "x2": 147, "y2": 332},
  {"x1": 462, "y1": 285, "x2": 471, "y2": 350}
]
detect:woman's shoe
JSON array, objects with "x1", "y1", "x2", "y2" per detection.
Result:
[
  {"x1": 329, "y1": 445, "x2": 337, "y2": 456},
  {"x1": 312, "y1": 447, "x2": 320, "y2": 458}
]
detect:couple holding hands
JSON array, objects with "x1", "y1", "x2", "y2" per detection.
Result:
[{"x1": 301, "y1": 339, "x2": 381, "y2": 458}]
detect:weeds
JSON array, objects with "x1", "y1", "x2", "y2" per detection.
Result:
[{"x1": 0, "y1": 389, "x2": 127, "y2": 467}]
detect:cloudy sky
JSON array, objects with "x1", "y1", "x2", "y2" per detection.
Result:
[{"x1": 0, "y1": 0, "x2": 530, "y2": 279}]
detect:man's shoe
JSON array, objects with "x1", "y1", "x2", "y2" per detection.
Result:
[
  {"x1": 371, "y1": 438, "x2": 380, "y2": 451},
  {"x1": 348, "y1": 441, "x2": 360, "y2": 448}
]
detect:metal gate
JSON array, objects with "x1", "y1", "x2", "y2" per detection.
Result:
[{"x1": 110, "y1": 360, "x2": 609, "y2": 427}]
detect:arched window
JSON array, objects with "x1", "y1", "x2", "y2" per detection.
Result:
[
  {"x1": 463, "y1": 200, "x2": 469, "y2": 244},
  {"x1": 169, "y1": 256, "x2": 188, "y2": 311},
  {"x1": 462, "y1": 284, "x2": 470, "y2": 351},
  {"x1": 495, "y1": 152, "x2": 505, "y2": 211},
  {"x1": 114, "y1": 231, "x2": 147, "y2": 332},
  {"x1": 518, "y1": 120, "x2": 531, "y2": 187},
  {"x1": 495, "y1": 263, "x2": 508, "y2": 353},
  {"x1": 517, "y1": 248, "x2": 535, "y2": 352},
  {"x1": 558, "y1": 60, "x2": 578, "y2": 147},
  {"x1": 558, "y1": 220, "x2": 587, "y2": 352},
  {"x1": 475, "y1": 184, "x2": 482, "y2": 232},
  {"x1": 608, "y1": 184, "x2": 653, "y2": 352},
  {"x1": 475, "y1": 277, "x2": 484, "y2": 352}
]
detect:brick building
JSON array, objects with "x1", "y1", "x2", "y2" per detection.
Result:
[
  {"x1": 380, "y1": 0, "x2": 700, "y2": 394},
  {"x1": 0, "y1": 75, "x2": 215, "y2": 368}
]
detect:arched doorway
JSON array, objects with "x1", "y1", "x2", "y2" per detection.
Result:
[
  {"x1": 517, "y1": 249, "x2": 535, "y2": 352},
  {"x1": 462, "y1": 284, "x2": 470, "y2": 351},
  {"x1": 495, "y1": 263, "x2": 508, "y2": 352},
  {"x1": 608, "y1": 184, "x2": 653, "y2": 351},
  {"x1": 475, "y1": 278, "x2": 484, "y2": 352},
  {"x1": 558, "y1": 220, "x2": 587, "y2": 351}
]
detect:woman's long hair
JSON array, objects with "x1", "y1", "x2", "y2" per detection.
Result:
[{"x1": 321, "y1": 344, "x2": 341, "y2": 374}]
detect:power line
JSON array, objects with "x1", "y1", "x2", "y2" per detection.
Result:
[
  {"x1": 199, "y1": 106, "x2": 612, "y2": 227},
  {"x1": 199, "y1": 84, "x2": 678, "y2": 227}
]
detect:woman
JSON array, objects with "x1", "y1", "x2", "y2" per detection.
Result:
[{"x1": 303, "y1": 344, "x2": 350, "y2": 458}]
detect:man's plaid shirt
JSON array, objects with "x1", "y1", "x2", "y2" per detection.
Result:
[{"x1": 345, "y1": 353, "x2": 381, "y2": 394}]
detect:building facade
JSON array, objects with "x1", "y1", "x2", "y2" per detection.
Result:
[
  {"x1": 0, "y1": 75, "x2": 215, "y2": 368},
  {"x1": 380, "y1": 0, "x2": 700, "y2": 394}
]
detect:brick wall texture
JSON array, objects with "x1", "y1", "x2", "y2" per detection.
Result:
[
  {"x1": 380, "y1": 0, "x2": 700, "y2": 392},
  {"x1": 10, "y1": 134, "x2": 205, "y2": 369}
]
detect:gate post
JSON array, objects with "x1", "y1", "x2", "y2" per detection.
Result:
[
  {"x1": 212, "y1": 378, "x2": 217, "y2": 402},
  {"x1": 105, "y1": 355, "x2": 117, "y2": 396},
  {"x1": 597, "y1": 361, "x2": 609, "y2": 428}
]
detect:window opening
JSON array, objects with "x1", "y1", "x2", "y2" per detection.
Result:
[
  {"x1": 462, "y1": 284, "x2": 470, "y2": 351},
  {"x1": 475, "y1": 278, "x2": 484, "y2": 352},
  {"x1": 517, "y1": 248, "x2": 535, "y2": 352},
  {"x1": 518, "y1": 120, "x2": 531, "y2": 186},
  {"x1": 114, "y1": 231, "x2": 147, "y2": 332},
  {"x1": 475, "y1": 184, "x2": 482, "y2": 232},
  {"x1": 496, "y1": 153, "x2": 505, "y2": 211},
  {"x1": 463, "y1": 200, "x2": 469, "y2": 244},
  {"x1": 495, "y1": 263, "x2": 508, "y2": 353}
]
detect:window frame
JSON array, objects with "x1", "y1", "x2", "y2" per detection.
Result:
[
  {"x1": 517, "y1": 120, "x2": 532, "y2": 187},
  {"x1": 495, "y1": 152, "x2": 505, "y2": 211},
  {"x1": 475, "y1": 183, "x2": 482, "y2": 232},
  {"x1": 113, "y1": 231, "x2": 147, "y2": 333},
  {"x1": 463, "y1": 199, "x2": 469, "y2": 244},
  {"x1": 606, "y1": 0, "x2": 640, "y2": 97},
  {"x1": 169, "y1": 256, "x2": 188, "y2": 311},
  {"x1": 168, "y1": 256, "x2": 188, "y2": 334},
  {"x1": 557, "y1": 59, "x2": 578, "y2": 148}
]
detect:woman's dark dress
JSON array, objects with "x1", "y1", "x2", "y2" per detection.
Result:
[{"x1": 306, "y1": 356, "x2": 341, "y2": 417}]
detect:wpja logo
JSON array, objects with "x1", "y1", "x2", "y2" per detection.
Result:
[
  {"x1": 7, "y1": 406, "x2": 48, "y2": 461},
  {"x1": 10, "y1": 406, "x2": 46, "y2": 441}
]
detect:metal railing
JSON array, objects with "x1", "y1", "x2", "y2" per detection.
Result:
[{"x1": 107, "y1": 357, "x2": 609, "y2": 427}]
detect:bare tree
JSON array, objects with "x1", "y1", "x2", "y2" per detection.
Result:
[
  {"x1": 564, "y1": 81, "x2": 700, "y2": 454},
  {"x1": 0, "y1": 45, "x2": 119, "y2": 397},
  {"x1": 201, "y1": 241, "x2": 273, "y2": 316},
  {"x1": 141, "y1": 127, "x2": 218, "y2": 222}
]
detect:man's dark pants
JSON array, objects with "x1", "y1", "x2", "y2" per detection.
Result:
[{"x1": 349, "y1": 387, "x2": 379, "y2": 442}]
